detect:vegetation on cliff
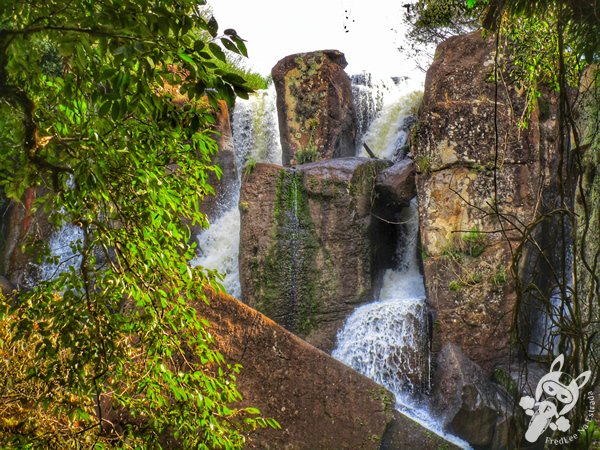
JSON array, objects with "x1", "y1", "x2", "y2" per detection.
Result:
[
  {"x1": 0, "y1": 1, "x2": 275, "y2": 447},
  {"x1": 407, "y1": 0, "x2": 600, "y2": 440}
]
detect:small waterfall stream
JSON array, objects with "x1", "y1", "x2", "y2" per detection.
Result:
[
  {"x1": 333, "y1": 199, "x2": 429, "y2": 402},
  {"x1": 191, "y1": 85, "x2": 282, "y2": 298}
]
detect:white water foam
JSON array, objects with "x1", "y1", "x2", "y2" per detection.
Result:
[
  {"x1": 332, "y1": 199, "x2": 472, "y2": 449},
  {"x1": 191, "y1": 207, "x2": 241, "y2": 298},
  {"x1": 39, "y1": 222, "x2": 83, "y2": 282},
  {"x1": 192, "y1": 85, "x2": 282, "y2": 298},
  {"x1": 352, "y1": 73, "x2": 422, "y2": 161}
]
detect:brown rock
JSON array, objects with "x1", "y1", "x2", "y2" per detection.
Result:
[
  {"x1": 380, "y1": 410, "x2": 461, "y2": 450},
  {"x1": 271, "y1": 50, "x2": 356, "y2": 165},
  {"x1": 413, "y1": 31, "x2": 560, "y2": 371},
  {"x1": 432, "y1": 344, "x2": 516, "y2": 449},
  {"x1": 0, "y1": 187, "x2": 53, "y2": 288},
  {"x1": 375, "y1": 158, "x2": 416, "y2": 214},
  {"x1": 198, "y1": 290, "x2": 459, "y2": 449},
  {"x1": 239, "y1": 157, "x2": 395, "y2": 352}
]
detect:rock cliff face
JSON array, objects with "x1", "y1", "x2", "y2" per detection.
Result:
[
  {"x1": 271, "y1": 50, "x2": 356, "y2": 165},
  {"x1": 198, "y1": 290, "x2": 459, "y2": 450},
  {"x1": 0, "y1": 187, "x2": 52, "y2": 289},
  {"x1": 239, "y1": 157, "x2": 396, "y2": 352},
  {"x1": 413, "y1": 31, "x2": 560, "y2": 372}
]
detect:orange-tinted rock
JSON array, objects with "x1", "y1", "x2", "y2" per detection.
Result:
[
  {"x1": 199, "y1": 290, "x2": 460, "y2": 449},
  {"x1": 0, "y1": 188, "x2": 52, "y2": 287},
  {"x1": 271, "y1": 50, "x2": 356, "y2": 165}
]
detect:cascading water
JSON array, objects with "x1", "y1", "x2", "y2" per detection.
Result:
[
  {"x1": 191, "y1": 84, "x2": 282, "y2": 298},
  {"x1": 528, "y1": 240, "x2": 573, "y2": 356},
  {"x1": 351, "y1": 72, "x2": 422, "y2": 161},
  {"x1": 36, "y1": 176, "x2": 84, "y2": 283},
  {"x1": 333, "y1": 200, "x2": 429, "y2": 401},
  {"x1": 332, "y1": 199, "x2": 471, "y2": 449},
  {"x1": 231, "y1": 84, "x2": 283, "y2": 174}
]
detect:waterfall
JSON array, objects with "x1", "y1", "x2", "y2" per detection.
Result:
[
  {"x1": 333, "y1": 199, "x2": 428, "y2": 404},
  {"x1": 191, "y1": 85, "x2": 282, "y2": 298},
  {"x1": 38, "y1": 222, "x2": 83, "y2": 282},
  {"x1": 352, "y1": 72, "x2": 422, "y2": 161},
  {"x1": 232, "y1": 84, "x2": 283, "y2": 172},
  {"x1": 332, "y1": 199, "x2": 471, "y2": 449},
  {"x1": 192, "y1": 207, "x2": 242, "y2": 298},
  {"x1": 528, "y1": 240, "x2": 573, "y2": 356}
]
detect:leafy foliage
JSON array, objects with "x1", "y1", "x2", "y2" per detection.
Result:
[
  {"x1": 401, "y1": 0, "x2": 486, "y2": 59},
  {"x1": 0, "y1": 1, "x2": 276, "y2": 447}
]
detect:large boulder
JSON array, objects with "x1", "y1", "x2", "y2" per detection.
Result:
[
  {"x1": 413, "y1": 31, "x2": 560, "y2": 371},
  {"x1": 432, "y1": 344, "x2": 516, "y2": 449},
  {"x1": 375, "y1": 158, "x2": 417, "y2": 216},
  {"x1": 239, "y1": 157, "x2": 396, "y2": 351},
  {"x1": 271, "y1": 50, "x2": 356, "y2": 165},
  {"x1": 198, "y1": 289, "x2": 460, "y2": 450}
]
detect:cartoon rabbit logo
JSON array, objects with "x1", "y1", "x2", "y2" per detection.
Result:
[{"x1": 519, "y1": 354, "x2": 592, "y2": 443}]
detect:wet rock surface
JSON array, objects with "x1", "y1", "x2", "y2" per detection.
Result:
[
  {"x1": 432, "y1": 344, "x2": 517, "y2": 449},
  {"x1": 239, "y1": 157, "x2": 395, "y2": 352}
]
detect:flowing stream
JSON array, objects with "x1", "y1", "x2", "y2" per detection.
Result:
[
  {"x1": 332, "y1": 199, "x2": 429, "y2": 402},
  {"x1": 331, "y1": 200, "x2": 469, "y2": 448},
  {"x1": 191, "y1": 85, "x2": 282, "y2": 298}
]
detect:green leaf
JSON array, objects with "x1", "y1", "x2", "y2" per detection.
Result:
[
  {"x1": 178, "y1": 51, "x2": 195, "y2": 65},
  {"x1": 220, "y1": 38, "x2": 240, "y2": 55},
  {"x1": 207, "y1": 16, "x2": 218, "y2": 37},
  {"x1": 232, "y1": 35, "x2": 248, "y2": 57},
  {"x1": 209, "y1": 43, "x2": 226, "y2": 62}
]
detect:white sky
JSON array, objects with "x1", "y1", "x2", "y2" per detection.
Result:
[{"x1": 208, "y1": 0, "x2": 425, "y2": 82}]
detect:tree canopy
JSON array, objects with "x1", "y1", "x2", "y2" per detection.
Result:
[{"x1": 0, "y1": 1, "x2": 276, "y2": 447}]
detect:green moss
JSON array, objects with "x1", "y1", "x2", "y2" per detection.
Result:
[
  {"x1": 255, "y1": 170, "x2": 321, "y2": 336},
  {"x1": 492, "y1": 367, "x2": 518, "y2": 395},
  {"x1": 295, "y1": 147, "x2": 319, "y2": 164},
  {"x1": 415, "y1": 155, "x2": 432, "y2": 173},
  {"x1": 448, "y1": 280, "x2": 463, "y2": 291},
  {"x1": 461, "y1": 226, "x2": 487, "y2": 257},
  {"x1": 491, "y1": 265, "x2": 508, "y2": 286},
  {"x1": 349, "y1": 160, "x2": 387, "y2": 197}
]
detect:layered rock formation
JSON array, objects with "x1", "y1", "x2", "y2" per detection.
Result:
[
  {"x1": 271, "y1": 50, "x2": 356, "y2": 165},
  {"x1": 198, "y1": 290, "x2": 459, "y2": 450},
  {"x1": 413, "y1": 31, "x2": 560, "y2": 371},
  {"x1": 239, "y1": 157, "x2": 397, "y2": 352}
]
